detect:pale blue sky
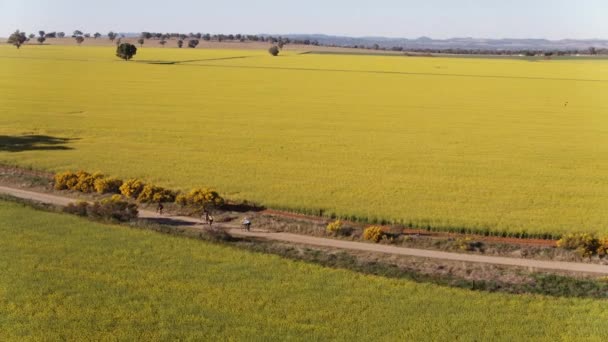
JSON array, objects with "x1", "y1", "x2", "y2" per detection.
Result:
[{"x1": 1, "y1": 0, "x2": 606, "y2": 39}]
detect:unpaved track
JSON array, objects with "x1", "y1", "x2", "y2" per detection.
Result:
[{"x1": 2, "y1": 185, "x2": 608, "y2": 275}]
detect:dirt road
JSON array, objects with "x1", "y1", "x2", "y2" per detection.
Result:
[{"x1": 2, "y1": 185, "x2": 608, "y2": 275}]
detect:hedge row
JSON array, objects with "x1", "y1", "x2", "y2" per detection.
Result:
[
  {"x1": 63, "y1": 195, "x2": 138, "y2": 222},
  {"x1": 54, "y1": 171, "x2": 224, "y2": 211}
]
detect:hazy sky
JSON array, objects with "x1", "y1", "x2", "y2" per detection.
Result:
[{"x1": 1, "y1": 0, "x2": 606, "y2": 39}]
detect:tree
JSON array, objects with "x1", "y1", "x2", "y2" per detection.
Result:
[
  {"x1": 38, "y1": 30, "x2": 45, "y2": 38},
  {"x1": 137, "y1": 38, "x2": 144, "y2": 47},
  {"x1": 73, "y1": 30, "x2": 83, "y2": 37},
  {"x1": 8, "y1": 30, "x2": 27, "y2": 49},
  {"x1": 28, "y1": 33, "x2": 35, "y2": 39},
  {"x1": 188, "y1": 39, "x2": 199, "y2": 48},
  {"x1": 108, "y1": 31, "x2": 116, "y2": 41},
  {"x1": 94, "y1": 32, "x2": 101, "y2": 39},
  {"x1": 269, "y1": 45, "x2": 280, "y2": 56},
  {"x1": 116, "y1": 43, "x2": 137, "y2": 61},
  {"x1": 75, "y1": 36, "x2": 84, "y2": 45},
  {"x1": 177, "y1": 39, "x2": 183, "y2": 48},
  {"x1": 45, "y1": 32, "x2": 56, "y2": 38},
  {"x1": 57, "y1": 32, "x2": 65, "y2": 38},
  {"x1": 37, "y1": 36, "x2": 46, "y2": 44},
  {"x1": 84, "y1": 33, "x2": 91, "y2": 38},
  {"x1": 159, "y1": 39, "x2": 167, "y2": 47}
]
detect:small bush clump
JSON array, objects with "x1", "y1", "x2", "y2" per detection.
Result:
[
  {"x1": 455, "y1": 237, "x2": 483, "y2": 252},
  {"x1": 175, "y1": 188, "x2": 224, "y2": 210},
  {"x1": 363, "y1": 226, "x2": 385, "y2": 243},
  {"x1": 94, "y1": 177, "x2": 123, "y2": 194},
  {"x1": 119, "y1": 179, "x2": 146, "y2": 199},
  {"x1": 557, "y1": 233, "x2": 601, "y2": 258},
  {"x1": 326, "y1": 220, "x2": 344, "y2": 235},
  {"x1": 137, "y1": 185, "x2": 176, "y2": 203},
  {"x1": 596, "y1": 237, "x2": 608, "y2": 257}
]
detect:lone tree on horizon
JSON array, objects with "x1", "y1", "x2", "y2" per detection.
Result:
[
  {"x1": 8, "y1": 30, "x2": 27, "y2": 49},
  {"x1": 94, "y1": 32, "x2": 101, "y2": 39},
  {"x1": 177, "y1": 39, "x2": 183, "y2": 48},
  {"x1": 116, "y1": 42, "x2": 137, "y2": 61},
  {"x1": 37, "y1": 30, "x2": 46, "y2": 44},
  {"x1": 137, "y1": 38, "x2": 144, "y2": 47},
  {"x1": 108, "y1": 31, "x2": 116, "y2": 41},
  {"x1": 75, "y1": 36, "x2": 84, "y2": 45}
]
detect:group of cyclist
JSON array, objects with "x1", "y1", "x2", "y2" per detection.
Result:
[{"x1": 156, "y1": 203, "x2": 252, "y2": 231}]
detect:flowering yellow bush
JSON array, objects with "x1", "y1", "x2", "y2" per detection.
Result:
[
  {"x1": 363, "y1": 226, "x2": 384, "y2": 243},
  {"x1": 119, "y1": 179, "x2": 146, "y2": 199},
  {"x1": 174, "y1": 188, "x2": 224, "y2": 210},
  {"x1": 137, "y1": 184, "x2": 176, "y2": 203},
  {"x1": 597, "y1": 238, "x2": 608, "y2": 257},
  {"x1": 94, "y1": 177, "x2": 123, "y2": 194},
  {"x1": 54, "y1": 171, "x2": 79, "y2": 190},
  {"x1": 175, "y1": 193, "x2": 189, "y2": 207},
  {"x1": 54, "y1": 171, "x2": 103, "y2": 193},
  {"x1": 326, "y1": 220, "x2": 344, "y2": 235},
  {"x1": 557, "y1": 233, "x2": 601, "y2": 258},
  {"x1": 74, "y1": 171, "x2": 104, "y2": 193}
]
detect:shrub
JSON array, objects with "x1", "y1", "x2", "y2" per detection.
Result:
[
  {"x1": 89, "y1": 195, "x2": 138, "y2": 222},
  {"x1": 363, "y1": 226, "x2": 384, "y2": 243},
  {"x1": 63, "y1": 196, "x2": 137, "y2": 222},
  {"x1": 119, "y1": 179, "x2": 146, "y2": 199},
  {"x1": 94, "y1": 177, "x2": 123, "y2": 194},
  {"x1": 54, "y1": 171, "x2": 79, "y2": 190},
  {"x1": 175, "y1": 193, "x2": 189, "y2": 207},
  {"x1": 137, "y1": 184, "x2": 176, "y2": 203},
  {"x1": 597, "y1": 238, "x2": 608, "y2": 257},
  {"x1": 63, "y1": 201, "x2": 90, "y2": 216},
  {"x1": 557, "y1": 233, "x2": 601, "y2": 258},
  {"x1": 74, "y1": 171, "x2": 104, "y2": 193},
  {"x1": 175, "y1": 188, "x2": 224, "y2": 210},
  {"x1": 455, "y1": 237, "x2": 483, "y2": 252},
  {"x1": 326, "y1": 220, "x2": 344, "y2": 235}
]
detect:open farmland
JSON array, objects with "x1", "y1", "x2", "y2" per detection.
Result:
[
  {"x1": 1, "y1": 45, "x2": 608, "y2": 235},
  {"x1": 1, "y1": 200, "x2": 607, "y2": 340}
]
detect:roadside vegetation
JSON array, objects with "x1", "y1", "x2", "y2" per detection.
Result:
[{"x1": 1, "y1": 199, "x2": 608, "y2": 340}]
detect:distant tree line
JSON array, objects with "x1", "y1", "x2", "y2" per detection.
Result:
[{"x1": 6, "y1": 29, "x2": 606, "y2": 56}]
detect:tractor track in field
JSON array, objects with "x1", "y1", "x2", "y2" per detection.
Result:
[{"x1": 2, "y1": 185, "x2": 608, "y2": 275}]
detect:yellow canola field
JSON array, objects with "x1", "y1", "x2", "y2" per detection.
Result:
[{"x1": 1, "y1": 45, "x2": 608, "y2": 235}]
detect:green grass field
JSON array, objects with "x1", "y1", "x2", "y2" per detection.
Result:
[
  {"x1": 1, "y1": 45, "x2": 608, "y2": 235},
  {"x1": 1, "y1": 200, "x2": 607, "y2": 340}
]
